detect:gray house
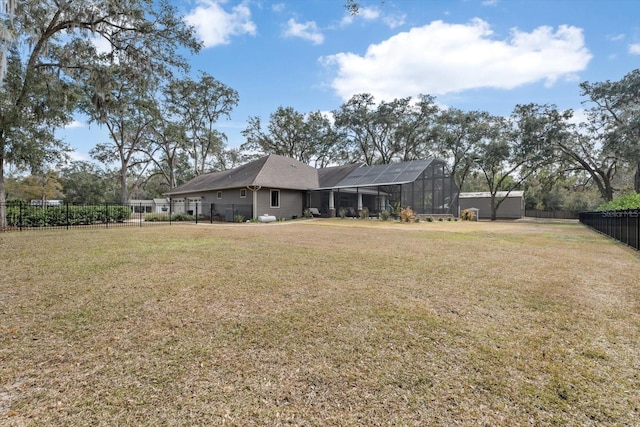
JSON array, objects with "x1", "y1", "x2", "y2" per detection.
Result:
[{"x1": 166, "y1": 154, "x2": 459, "y2": 221}]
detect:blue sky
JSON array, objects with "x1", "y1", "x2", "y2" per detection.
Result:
[{"x1": 61, "y1": 0, "x2": 640, "y2": 163}]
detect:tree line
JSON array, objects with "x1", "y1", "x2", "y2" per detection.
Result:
[{"x1": 1, "y1": 1, "x2": 638, "y2": 226}]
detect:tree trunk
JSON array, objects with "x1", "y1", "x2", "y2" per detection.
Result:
[
  {"x1": 490, "y1": 195, "x2": 497, "y2": 221},
  {"x1": 120, "y1": 169, "x2": 128, "y2": 204},
  {"x1": 0, "y1": 154, "x2": 6, "y2": 228}
]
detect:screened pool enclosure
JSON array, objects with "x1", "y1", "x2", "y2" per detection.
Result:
[{"x1": 310, "y1": 159, "x2": 459, "y2": 217}]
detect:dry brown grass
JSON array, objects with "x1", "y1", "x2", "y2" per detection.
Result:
[{"x1": 1, "y1": 219, "x2": 639, "y2": 426}]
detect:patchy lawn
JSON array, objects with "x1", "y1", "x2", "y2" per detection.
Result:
[{"x1": 1, "y1": 220, "x2": 639, "y2": 425}]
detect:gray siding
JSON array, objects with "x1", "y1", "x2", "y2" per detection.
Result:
[
  {"x1": 255, "y1": 188, "x2": 305, "y2": 219},
  {"x1": 459, "y1": 196, "x2": 524, "y2": 219}
]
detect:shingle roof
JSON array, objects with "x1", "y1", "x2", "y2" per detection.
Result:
[
  {"x1": 167, "y1": 154, "x2": 320, "y2": 195},
  {"x1": 317, "y1": 163, "x2": 364, "y2": 188},
  {"x1": 167, "y1": 155, "x2": 444, "y2": 195}
]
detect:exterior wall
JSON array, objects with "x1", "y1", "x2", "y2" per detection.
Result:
[
  {"x1": 459, "y1": 195, "x2": 524, "y2": 219},
  {"x1": 256, "y1": 188, "x2": 304, "y2": 219},
  {"x1": 204, "y1": 189, "x2": 252, "y2": 220}
]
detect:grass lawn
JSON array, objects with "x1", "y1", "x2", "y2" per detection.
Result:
[{"x1": 1, "y1": 219, "x2": 639, "y2": 426}]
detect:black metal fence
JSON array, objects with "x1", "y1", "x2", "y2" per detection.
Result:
[
  {"x1": 0, "y1": 201, "x2": 258, "y2": 233},
  {"x1": 579, "y1": 209, "x2": 640, "y2": 251},
  {"x1": 526, "y1": 209, "x2": 579, "y2": 219}
]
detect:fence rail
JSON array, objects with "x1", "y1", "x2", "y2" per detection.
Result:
[
  {"x1": 0, "y1": 201, "x2": 257, "y2": 232},
  {"x1": 579, "y1": 209, "x2": 640, "y2": 251},
  {"x1": 526, "y1": 209, "x2": 579, "y2": 219}
]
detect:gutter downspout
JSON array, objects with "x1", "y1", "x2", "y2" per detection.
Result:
[{"x1": 247, "y1": 185, "x2": 261, "y2": 219}]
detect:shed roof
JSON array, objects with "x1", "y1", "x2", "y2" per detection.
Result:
[{"x1": 459, "y1": 191, "x2": 524, "y2": 198}]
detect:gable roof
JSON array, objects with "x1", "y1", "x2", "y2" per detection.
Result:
[
  {"x1": 167, "y1": 155, "x2": 447, "y2": 196},
  {"x1": 167, "y1": 154, "x2": 320, "y2": 195}
]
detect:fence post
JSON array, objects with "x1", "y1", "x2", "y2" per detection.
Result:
[
  {"x1": 105, "y1": 203, "x2": 109, "y2": 228},
  {"x1": 66, "y1": 202, "x2": 70, "y2": 230},
  {"x1": 169, "y1": 198, "x2": 172, "y2": 225},
  {"x1": 195, "y1": 204, "x2": 198, "y2": 224},
  {"x1": 140, "y1": 203, "x2": 143, "y2": 227},
  {"x1": 19, "y1": 201, "x2": 23, "y2": 231}
]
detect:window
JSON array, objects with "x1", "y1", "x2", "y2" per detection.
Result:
[
  {"x1": 240, "y1": 189, "x2": 246, "y2": 198},
  {"x1": 217, "y1": 191, "x2": 222, "y2": 199},
  {"x1": 270, "y1": 189, "x2": 280, "y2": 208}
]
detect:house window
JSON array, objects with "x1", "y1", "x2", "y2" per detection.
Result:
[
  {"x1": 240, "y1": 189, "x2": 246, "y2": 198},
  {"x1": 270, "y1": 189, "x2": 280, "y2": 208},
  {"x1": 217, "y1": 191, "x2": 222, "y2": 199}
]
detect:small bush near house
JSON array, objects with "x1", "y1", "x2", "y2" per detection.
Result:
[
  {"x1": 145, "y1": 213, "x2": 171, "y2": 222},
  {"x1": 359, "y1": 207, "x2": 369, "y2": 220},
  {"x1": 427, "y1": 216, "x2": 434, "y2": 222},
  {"x1": 234, "y1": 214, "x2": 245, "y2": 223},
  {"x1": 171, "y1": 214, "x2": 195, "y2": 221},
  {"x1": 338, "y1": 208, "x2": 347, "y2": 219},
  {"x1": 460, "y1": 209, "x2": 476, "y2": 221},
  {"x1": 399, "y1": 207, "x2": 416, "y2": 223},
  {"x1": 303, "y1": 209, "x2": 313, "y2": 219},
  {"x1": 379, "y1": 210, "x2": 391, "y2": 221}
]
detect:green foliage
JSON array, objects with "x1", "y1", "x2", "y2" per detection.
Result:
[
  {"x1": 460, "y1": 209, "x2": 477, "y2": 221},
  {"x1": 378, "y1": 210, "x2": 391, "y2": 221},
  {"x1": 234, "y1": 214, "x2": 245, "y2": 223},
  {"x1": 144, "y1": 213, "x2": 171, "y2": 222},
  {"x1": 303, "y1": 209, "x2": 313, "y2": 219},
  {"x1": 596, "y1": 192, "x2": 640, "y2": 211},
  {"x1": 6, "y1": 205, "x2": 131, "y2": 227},
  {"x1": 359, "y1": 207, "x2": 369, "y2": 219},
  {"x1": 338, "y1": 208, "x2": 347, "y2": 219}
]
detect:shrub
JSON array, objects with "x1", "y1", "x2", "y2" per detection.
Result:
[
  {"x1": 303, "y1": 209, "x2": 313, "y2": 219},
  {"x1": 427, "y1": 216, "x2": 434, "y2": 222},
  {"x1": 5, "y1": 204, "x2": 132, "y2": 227},
  {"x1": 379, "y1": 210, "x2": 391, "y2": 221},
  {"x1": 460, "y1": 209, "x2": 476, "y2": 221},
  {"x1": 438, "y1": 217, "x2": 444, "y2": 222},
  {"x1": 399, "y1": 207, "x2": 416, "y2": 223},
  {"x1": 359, "y1": 207, "x2": 369, "y2": 219},
  {"x1": 233, "y1": 214, "x2": 245, "y2": 223},
  {"x1": 338, "y1": 208, "x2": 347, "y2": 219},
  {"x1": 171, "y1": 213, "x2": 194, "y2": 221},
  {"x1": 597, "y1": 192, "x2": 640, "y2": 211},
  {"x1": 145, "y1": 213, "x2": 170, "y2": 222}
]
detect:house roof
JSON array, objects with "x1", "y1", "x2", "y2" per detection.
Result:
[
  {"x1": 322, "y1": 159, "x2": 435, "y2": 189},
  {"x1": 317, "y1": 163, "x2": 364, "y2": 188},
  {"x1": 167, "y1": 154, "x2": 320, "y2": 195},
  {"x1": 167, "y1": 155, "x2": 447, "y2": 195}
]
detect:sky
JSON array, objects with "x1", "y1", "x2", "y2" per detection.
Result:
[{"x1": 60, "y1": 0, "x2": 640, "y2": 163}]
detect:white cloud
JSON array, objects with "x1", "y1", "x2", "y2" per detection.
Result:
[
  {"x1": 482, "y1": 0, "x2": 499, "y2": 6},
  {"x1": 608, "y1": 33, "x2": 625, "y2": 41},
  {"x1": 629, "y1": 43, "x2": 640, "y2": 55},
  {"x1": 283, "y1": 18, "x2": 324, "y2": 45},
  {"x1": 64, "y1": 120, "x2": 85, "y2": 129},
  {"x1": 322, "y1": 19, "x2": 592, "y2": 101},
  {"x1": 184, "y1": 0, "x2": 256, "y2": 48},
  {"x1": 340, "y1": 6, "x2": 405, "y2": 29},
  {"x1": 271, "y1": 3, "x2": 285, "y2": 13}
]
